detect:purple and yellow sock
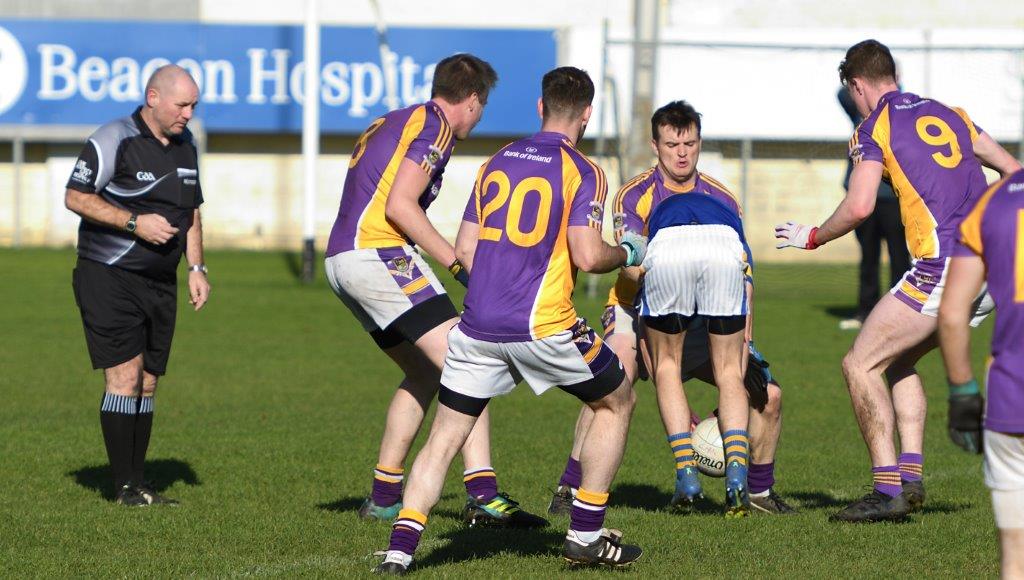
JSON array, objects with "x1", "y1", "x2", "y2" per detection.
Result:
[
  {"x1": 723, "y1": 430, "x2": 749, "y2": 467},
  {"x1": 463, "y1": 467, "x2": 498, "y2": 501},
  {"x1": 899, "y1": 453, "x2": 923, "y2": 483},
  {"x1": 569, "y1": 488, "x2": 608, "y2": 541},
  {"x1": 749, "y1": 462, "x2": 775, "y2": 495},
  {"x1": 388, "y1": 508, "x2": 427, "y2": 556},
  {"x1": 668, "y1": 432, "x2": 697, "y2": 477},
  {"x1": 558, "y1": 457, "x2": 582, "y2": 489},
  {"x1": 371, "y1": 464, "x2": 404, "y2": 507},
  {"x1": 872, "y1": 465, "x2": 902, "y2": 498}
]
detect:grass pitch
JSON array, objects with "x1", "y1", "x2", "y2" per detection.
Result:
[{"x1": 0, "y1": 248, "x2": 999, "y2": 577}]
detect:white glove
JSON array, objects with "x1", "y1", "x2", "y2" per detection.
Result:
[
  {"x1": 774, "y1": 221, "x2": 821, "y2": 250},
  {"x1": 619, "y1": 232, "x2": 648, "y2": 267}
]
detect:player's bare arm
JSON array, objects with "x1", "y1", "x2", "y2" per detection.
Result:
[
  {"x1": 973, "y1": 132, "x2": 1023, "y2": 177},
  {"x1": 64, "y1": 188, "x2": 179, "y2": 245},
  {"x1": 775, "y1": 160, "x2": 882, "y2": 249},
  {"x1": 567, "y1": 226, "x2": 635, "y2": 273},
  {"x1": 385, "y1": 157, "x2": 457, "y2": 267},
  {"x1": 937, "y1": 255, "x2": 986, "y2": 383},
  {"x1": 454, "y1": 219, "x2": 480, "y2": 272},
  {"x1": 186, "y1": 208, "x2": 210, "y2": 311}
]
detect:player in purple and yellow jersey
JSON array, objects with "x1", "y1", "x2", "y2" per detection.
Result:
[
  {"x1": 325, "y1": 54, "x2": 545, "y2": 529},
  {"x1": 548, "y1": 101, "x2": 794, "y2": 517},
  {"x1": 776, "y1": 39, "x2": 1022, "y2": 523},
  {"x1": 939, "y1": 169, "x2": 1024, "y2": 579},
  {"x1": 374, "y1": 67, "x2": 647, "y2": 574}
]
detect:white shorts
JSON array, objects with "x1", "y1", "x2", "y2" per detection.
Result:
[
  {"x1": 986, "y1": 430, "x2": 1024, "y2": 529},
  {"x1": 639, "y1": 225, "x2": 748, "y2": 318},
  {"x1": 891, "y1": 257, "x2": 994, "y2": 327},
  {"x1": 441, "y1": 321, "x2": 623, "y2": 400},
  {"x1": 325, "y1": 246, "x2": 451, "y2": 334}
]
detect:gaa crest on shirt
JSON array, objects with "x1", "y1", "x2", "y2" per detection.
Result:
[
  {"x1": 424, "y1": 144, "x2": 443, "y2": 172},
  {"x1": 588, "y1": 201, "x2": 604, "y2": 225}
]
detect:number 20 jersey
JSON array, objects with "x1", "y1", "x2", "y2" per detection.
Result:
[
  {"x1": 460, "y1": 131, "x2": 608, "y2": 342},
  {"x1": 850, "y1": 90, "x2": 988, "y2": 260}
]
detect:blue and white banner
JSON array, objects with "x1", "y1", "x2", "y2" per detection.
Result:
[{"x1": 0, "y1": 20, "x2": 556, "y2": 135}]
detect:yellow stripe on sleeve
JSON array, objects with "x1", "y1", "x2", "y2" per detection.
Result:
[{"x1": 959, "y1": 176, "x2": 1007, "y2": 256}]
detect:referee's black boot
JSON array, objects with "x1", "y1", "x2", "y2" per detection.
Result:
[
  {"x1": 135, "y1": 482, "x2": 180, "y2": 506},
  {"x1": 114, "y1": 484, "x2": 148, "y2": 507}
]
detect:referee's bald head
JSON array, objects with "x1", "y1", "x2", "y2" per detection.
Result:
[{"x1": 145, "y1": 64, "x2": 197, "y2": 97}]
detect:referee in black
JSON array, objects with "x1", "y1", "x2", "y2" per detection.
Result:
[{"x1": 65, "y1": 65, "x2": 210, "y2": 506}]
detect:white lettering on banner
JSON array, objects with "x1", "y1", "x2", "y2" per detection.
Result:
[
  {"x1": 348, "y1": 62, "x2": 383, "y2": 117},
  {"x1": 399, "y1": 56, "x2": 421, "y2": 105},
  {"x1": 202, "y1": 60, "x2": 237, "y2": 104},
  {"x1": 31, "y1": 41, "x2": 436, "y2": 119},
  {"x1": 247, "y1": 48, "x2": 291, "y2": 105},
  {"x1": 78, "y1": 56, "x2": 109, "y2": 101},
  {"x1": 38, "y1": 43, "x2": 77, "y2": 99},
  {"x1": 0, "y1": 26, "x2": 28, "y2": 116},
  {"x1": 321, "y1": 61, "x2": 350, "y2": 106},
  {"x1": 109, "y1": 57, "x2": 141, "y2": 101}
]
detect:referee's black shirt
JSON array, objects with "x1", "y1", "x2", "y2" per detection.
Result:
[{"x1": 67, "y1": 106, "x2": 203, "y2": 282}]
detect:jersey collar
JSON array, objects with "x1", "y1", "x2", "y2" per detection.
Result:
[
  {"x1": 655, "y1": 165, "x2": 699, "y2": 193},
  {"x1": 533, "y1": 130, "x2": 572, "y2": 143},
  {"x1": 132, "y1": 105, "x2": 187, "y2": 148}
]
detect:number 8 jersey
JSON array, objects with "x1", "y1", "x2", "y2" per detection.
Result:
[
  {"x1": 460, "y1": 131, "x2": 607, "y2": 342},
  {"x1": 850, "y1": 90, "x2": 989, "y2": 260}
]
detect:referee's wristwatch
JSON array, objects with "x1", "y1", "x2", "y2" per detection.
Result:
[
  {"x1": 125, "y1": 213, "x2": 138, "y2": 234},
  {"x1": 188, "y1": 263, "x2": 208, "y2": 275}
]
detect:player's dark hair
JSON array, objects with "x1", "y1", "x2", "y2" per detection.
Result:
[
  {"x1": 839, "y1": 39, "x2": 897, "y2": 86},
  {"x1": 651, "y1": 100, "x2": 702, "y2": 141},
  {"x1": 541, "y1": 67, "x2": 595, "y2": 121},
  {"x1": 431, "y1": 53, "x2": 498, "y2": 105}
]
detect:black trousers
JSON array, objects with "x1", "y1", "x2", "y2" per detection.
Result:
[{"x1": 854, "y1": 197, "x2": 911, "y2": 320}]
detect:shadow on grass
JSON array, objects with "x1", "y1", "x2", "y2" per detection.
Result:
[
  {"x1": 611, "y1": 482, "x2": 672, "y2": 511},
  {"x1": 68, "y1": 459, "x2": 200, "y2": 500},
  {"x1": 318, "y1": 496, "x2": 366, "y2": 513},
  {"x1": 787, "y1": 491, "x2": 849, "y2": 509},
  {"x1": 282, "y1": 251, "x2": 302, "y2": 279},
  {"x1": 920, "y1": 500, "x2": 972, "y2": 515},
  {"x1": 822, "y1": 305, "x2": 859, "y2": 320},
  {"x1": 414, "y1": 526, "x2": 565, "y2": 570},
  {"x1": 318, "y1": 493, "x2": 460, "y2": 515}
]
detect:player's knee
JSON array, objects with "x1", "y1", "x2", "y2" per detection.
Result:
[
  {"x1": 762, "y1": 384, "x2": 782, "y2": 421},
  {"x1": 104, "y1": 362, "x2": 143, "y2": 395},
  {"x1": 841, "y1": 351, "x2": 862, "y2": 383}
]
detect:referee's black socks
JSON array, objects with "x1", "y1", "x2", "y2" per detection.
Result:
[
  {"x1": 100, "y1": 393, "x2": 137, "y2": 490},
  {"x1": 133, "y1": 396, "x2": 154, "y2": 485}
]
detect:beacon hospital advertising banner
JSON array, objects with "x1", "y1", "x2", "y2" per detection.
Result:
[{"x1": 0, "y1": 20, "x2": 557, "y2": 135}]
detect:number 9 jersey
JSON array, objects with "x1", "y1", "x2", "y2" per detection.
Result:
[
  {"x1": 459, "y1": 131, "x2": 607, "y2": 342},
  {"x1": 849, "y1": 90, "x2": 989, "y2": 260}
]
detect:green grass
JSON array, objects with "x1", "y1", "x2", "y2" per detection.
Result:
[{"x1": 0, "y1": 248, "x2": 1000, "y2": 578}]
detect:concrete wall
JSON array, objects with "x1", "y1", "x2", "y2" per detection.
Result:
[{"x1": 0, "y1": 139, "x2": 870, "y2": 263}]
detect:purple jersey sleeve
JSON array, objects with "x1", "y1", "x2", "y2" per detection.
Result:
[
  {"x1": 567, "y1": 162, "x2": 607, "y2": 229},
  {"x1": 851, "y1": 116, "x2": 884, "y2": 165},
  {"x1": 462, "y1": 162, "x2": 488, "y2": 223},
  {"x1": 403, "y1": 104, "x2": 454, "y2": 177},
  {"x1": 614, "y1": 182, "x2": 648, "y2": 238}
]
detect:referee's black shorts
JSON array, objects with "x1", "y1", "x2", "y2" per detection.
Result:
[{"x1": 72, "y1": 258, "x2": 177, "y2": 375}]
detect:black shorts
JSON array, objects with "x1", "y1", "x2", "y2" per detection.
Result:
[{"x1": 72, "y1": 258, "x2": 177, "y2": 375}]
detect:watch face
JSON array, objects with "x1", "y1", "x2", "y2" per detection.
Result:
[{"x1": 126, "y1": 220, "x2": 136, "y2": 232}]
